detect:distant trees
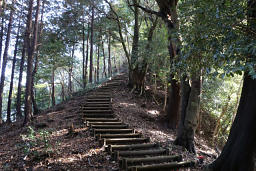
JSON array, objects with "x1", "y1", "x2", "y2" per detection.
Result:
[{"x1": 0, "y1": 0, "x2": 125, "y2": 124}]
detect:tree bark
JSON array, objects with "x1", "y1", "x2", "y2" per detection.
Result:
[
  {"x1": 128, "y1": 0, "x2": 139, "y2": 87},
  {"x1": 68, "y1": 43, "x2": 75, "y2": 94},
  {"x1": 154, "y1": 0, "x2": 181, "y2": 129},
  {"x1": 97, "y1": 44, "x2": 100, "y2": 82},
  {"x1": 108, "y1": 29, "x2": 112, "y2": 77},
  {"x1": 82, "y1": 22, "x2": 86, "y2": 88},
  {"x1": 7, "y1": 14, "x2": 21, "y2": 123},
  {"x1": 102, "y1": 36, "x2": 107, "y2": 78},
  {"x1": 51, "y1": 68, "x2": 55, "y2": 106},
  {"x1": 85, "y1": 22, "x2": 90, "y2": 86},
  {"x1": 174, "y1": 72, "x2": 201, "y2": 153},
  {"x1": 206, "y1": 73, "x2": 256, "y2": 171},
  {"x1": 0, "y1": 0, "x2": 15, "y2": 124},
  {"x1": 31, "y1": 0, "x2": 44, "y2": 115},
  {"x1": 24, "y1": 0, "x2": 40, "y2": 125},
  {"x1": 207, "y1": 1, "x2": 256, "y2": 170},
  {"x1": 0, "y1": 14, "x2": 4, "y2": 69},
  {"x1": 89, "y1": 6, "x2": 94, "y2": 83}
]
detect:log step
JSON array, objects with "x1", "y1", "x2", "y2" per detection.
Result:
[
  {"x1": 84, "y1": 118, "x2": 119, "y2": 122},
  {"x1": 86, "y1": 99, "x2": 111, "y2": 102},
  {"x1": 82, "y1": 107, "x2": 112, "y2": 110},
  {"x1": 96, "y1": 133, "x2": 142, "y2": 140},
  {"x1": 84, "y1": 114, "x2": 115, "y2": 118},
  {"x1": 85, "y1": 102, "x2": 111, "y2": 105},
  {"x1": 106, "y1": 143, "x2": 160, "y2": 153},
  {"x1": 93, "y1": 129, "x2": 134, "y2": 136},
  {"x1": 102, "y1": 137, "x2": 150, "y2": 146},
  {"x1": 90, "y1": 124, "x2": 128, "y2": 129},
  {"x1": 87, "y1": 121, "x2": 123, "y2": 126},
  {"x1": 84, "y1": 110, "x2": 113, "y2": 114},
  {"x1": 113, "y1": 148, "x2": 170, "y2": 160},
  {"x1": 128, "y1": 161, "x2": 196, "y2": 171},
  {"x1": 82, "y1": 104, "x2": 111, "y2": 107},
  {"x1": 121, "y1": 155, "x2": 183, "y2": 170}
]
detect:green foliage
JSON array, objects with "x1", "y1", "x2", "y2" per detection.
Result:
[{"x1": 20, "y1": 127, "x2": 53, "y2": 160}]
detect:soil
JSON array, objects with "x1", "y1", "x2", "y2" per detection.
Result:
[{"x1": 0, "y1": 73, "x2": 217, "y2": 170}]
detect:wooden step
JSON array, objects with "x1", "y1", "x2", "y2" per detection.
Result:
[
  {"x1": 84, "y1": 110, "x2": 113, "y2": 114},
  {"x1": 84, "y1": 118, "x2": 119, "y2": 122},
  {"x1": 96, "y1": 133, "x2": 142, "y2": 140},
  {"x1": 113, "y1": 148, "x2": 170, "y2": 160},
  {"x1": 90, "y1": 124, "x2": 128, "y2": 129},
  {"x1": 93, "y1": 129, "x2": 134, "y2": 136},
  {"x1": 121, "y1": 155, "x2": 183, "y2": 170},
  {"x1": 87, "y1": 121, "x2": 123, "y2": 126},
  {"x1": 82, "y1": 103, "x2": 111, "y2": 107},
  {"x1": 86, "y1": 99, "x2": 111, "y2": 102},
  {"x1": 128, "y1": 161, "x2": 196, "y2": 171},
  {"x1": 85, "y1": 102, "x2": 111, "y2": 105},
  {"x1": 106, "y1": 143, "x2": 160, "y2": 153},
  {"x1": 102, "y1": 137, "x2": 150, "y2": 146},
  {"x1": 82, "y1": 107, "x2": 112, "y2": 110},
  {"x1": 84, "y1": 114, "x2": 115, "y2": 118}
]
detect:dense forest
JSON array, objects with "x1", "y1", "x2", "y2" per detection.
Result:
[{"x1": 0, "y1": 0, "x2": 255, "y2": 170}]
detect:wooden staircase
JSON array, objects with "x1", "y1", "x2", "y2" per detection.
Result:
[{"x1": 80, "y1": 77, "x2": 196, "y2": 171}]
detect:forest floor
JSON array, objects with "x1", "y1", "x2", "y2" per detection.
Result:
[{"x1": 0, "y1": 72, "x2": 218, "y2": 170}]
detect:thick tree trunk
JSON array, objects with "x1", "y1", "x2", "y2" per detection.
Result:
[
  {"x1": 167, "y1": 77, "x2": 181, "y2": 129},
  {"x1": 7, "y1": 17, "x2": 21, "y2": 123},
  {"x1": 174, "y1": 72, "x2": 201, "y2": 153},
  {"x1": 207, "y1": 1, "x2": 256, "y2": 170},
  {"x1": 89, "y1": 6, "x2": 94, "y2": 83},
  {"x1": 0, "y1": 1, "x2": 15, "y2": 123},
  {"x1": 51, "y1": 68, "x2": 55, "y2": 106},
  {"x1": 102, "y1": 36, "x2": 107, "y2": 78},
  {"x1": 177, "y1": 75, "x2": 191, "y2": 133},
  {"x1": 24, "y1": 0, "x2": 40, "y2": 125},
  {"x1": 128, "y1": 0, "x2": 139, "y2": 86},
  {"x1": 206, "y1": 73, "x2": 256, "y2": 171},
  {"x1": 108, "y1": 30, "x2": 112, "y2": 77}
]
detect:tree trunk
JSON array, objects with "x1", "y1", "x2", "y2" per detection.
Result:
[
  {"x1": 82, "y1": 22, "x2": 86, "y2": 88},
  {"x1": 7, "y1": 15, "x2": 21, "y2": 123},
  {"x1": 167, "y1": 77, "x2": 181, "y2": 129},
  {"x1": 0, "y1": 15, "x2": 4, "y2": 69},
  {"x1": 108, "y1": 30, "x2": 112, "y2": 77},
  {"x1": 51, "y1": 68, "x2": 55, "y2": 106},
  {"x1": 16, "y1": 31, "x2": 28, "y2": 118},
  {"x1": 154, "y1": 0, "x2": 181, "y2": 130},
  {"x1": 68, "y1": 43, "x2": 75, "y2": 94},
  {"x1": 174, "y1": 72, "x2": 201, "y2": 153},
  {"x1": 207, "y1": 1, "x2": 256, "y2": 170},
  {"x1": 85, "y1": 22, "x2": 90, "y2": 86},
  {"x1": 24, "y1": 0, "x2": 40, "y2": 125},
  {"x1": 89, "y1": 6, "x2": 94, "y2": 83},
  {"x1": 0, "y1": 0, "x2": 15, "y2": 124},
  {"x1": 102, "y1": 36, "x2": 107, "y2": 78},
  {"x1": 97, "y1": 44, "x2": 100, "y2": 82},
  {"x1": 128, "y1": 0, "x2": 139, "y2": 86},
  {"x1": 206, "y1": 73, "x2": 256, "y2": 171},
  {"x1": 31, "y1": 0, "x2": 44, "y2": 115}
]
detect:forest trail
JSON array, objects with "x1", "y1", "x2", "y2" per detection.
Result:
[
  {"x1": 82, "y1": 75, "x2": 195, "y2": 170},
  {"x1": 0, "y1": 72, "x2": 216, "y2": 170}
]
